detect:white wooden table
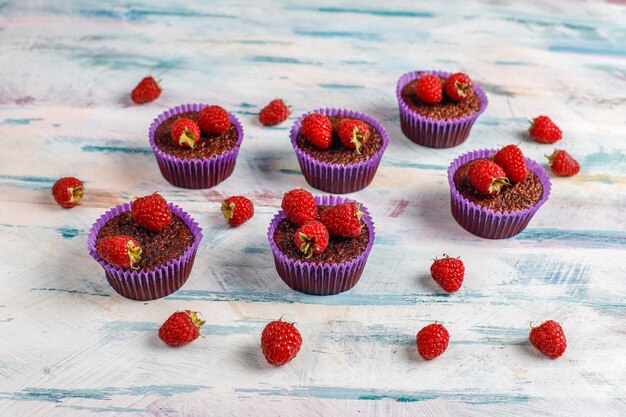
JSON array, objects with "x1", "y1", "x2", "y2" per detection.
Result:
[{"x1": 1, "y1": 1, "x2": 625, "y2": 416}]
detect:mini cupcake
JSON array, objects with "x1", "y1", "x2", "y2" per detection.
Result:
[
  {"x1": 149, "y1": 103, "x2": 244, "y2": 189},
  {"x1": 396, "y1": 70, "x2": 488, "y2": 148},
  {"x1": 290, "y1": 108, "x2": 389, "y2": 194},
  {"x1": 447, "y1": 147, "x2": 551, "y2": 239},
  {"x1": 267, "y1": 189, "x2": 375, "y2": 295},
  {"x1": 87, "y1": 193, "x2": 203, "y2": 300}
]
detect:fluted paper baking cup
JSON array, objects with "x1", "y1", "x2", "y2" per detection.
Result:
[
  {"x1": 87, "y1": 202, "x2": 203, "y2": 300},
  {"x1": 290, "y1": 108, "x2": 389, "y2": 194},
  {"x1": 149, "y1": 103, "x2": 243, "y2": 189},
  {"x1": 396, "y1": 70, "x2": 488, "y2": 148},
  {"x1": 447, "y1": 149, "x2": 551, "y2": 239},
  {"x1": 267, "y1": 195, "x2": 375, "y2": 295}
]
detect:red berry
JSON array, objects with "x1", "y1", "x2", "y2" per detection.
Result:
[
  {"x1": 221, "y1": 196, "x2": 254, "y2": 227},
  {"x1": 416, "y1": 323, "x2": 449, "y2": 360},
  {"x1": 261, "y1": 319, "x2": 302, "y2": 366},
  {"x1": 294, "y1": 220, "x2": 329, "y2": 258},
  {"x1": 430, "y1": 255, "x2": 465, "y2": 293},
  {"x1": 319, "y1": 202, "x2": 363, "y2": 238},
  {"x1": 301, "y1": 113, "x2": 332, "y2": 150},
  {"x1": 468, "y1": 159, "x2": 510, "y2": 195},
  {"x1": 259, "y1": 99, "x2": 290, "y2": 126},
  {"x1": 529, "y1": 320, "x2": 567, "y2": 359},
  {"x1": 415, "y1": 74, "x2": 443, "y2": 105},
  {"x1": 131, "y1": 76, "x2": 161, "y2": 104},
  {"x1": 96, "y1": 235, "x2": 142, "y2": 269},
  {"x1": 529, "y1": 116, "x2": 562, "y2": 144},
  {"x1": 52, "y1": 177, "x2": 84, "y2": 208},
  {"x1": 493, "y1": 144, "x2": 528, "y2": 183},
  {"x1": 170, "y1": 118, "x2": 201, "y2": 148},
  {"x1": 158, "y1": 311, "x2": 205, "y2": 347},
  {"x1": 546, "y1": 149, "x2": 580, "y2": 177},
  {"x1": 281, "y1": 188, "x2": 318, "y2": 226},
  {"x1": 337, "y1": 118, "x2": 370, "y2": 154},
  {"x1": 131, "y1": 193, "x2": 172, "y2": 233},
  {"x1": 198, "y1": 105, "x2": 230, "y2": 135},
  {"x1": 444, "y1": 73, "x2": 474, "y2": 102}
]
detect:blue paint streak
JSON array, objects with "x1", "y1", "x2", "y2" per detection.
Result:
[
  {"x1": 494, "y1": 60, "x2": 530, "y2": 66},
  {"x1": 242, "y1": 246, "x2": 269, "y2": 254},
  {"x1": 516, "y1": 228, "x2": 626, "y2": 248},
  {"x1": 0, "y1": 174, "x2": 56, "y2": 184},
  {"x1": 314, "y1": 7, "x2": 434, "y2": 18},
  {"x1": 318, "y1": 83, "x2": 365, "y2": 89},
  {"x1": 81, "y1": 145, "x2": 152, "y2": 155},
  {"x1": 31, "y1": 288, "x2": 109, "y2": 297},
  {"x1": 239, "y1": 102, "x2": 257, "y2": 108},
  {"x1": 10, "y1": 384, "x2": 206, "y2": 403},
  {"x1": 295, "y1": 30, "x2": 382, "y2": 41},
  {"x1": 247, "y1": 56, "x2": 321, "y2": 65},
  {"x1": 57, "y1": 227, "x2": 82, "y2": 239},
  {"x1": 79, "y1": 8, "x2": 235, "y2": 21},
  {"x1": 235, "y1": 386, "x2": 529, "y2": 404},
  {"x1": 548, "y1": 45, "x2": 626, "y2": 56},
  {"x1": 279, "y1": 169, "x2": 301, "y2": 175},
  {"x1": 99, "y1": 321, "x2": 158, "y2": 342},
  {"x1": 1, "y1": 118, "x2": 43, "y2": 125}
]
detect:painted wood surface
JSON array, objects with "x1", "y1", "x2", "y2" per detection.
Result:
[{"x1": 1, "y1": 0, "x2": 625, "y2": 416}]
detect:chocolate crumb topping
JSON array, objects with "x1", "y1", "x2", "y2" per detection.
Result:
[
  {"x1": 154, "y1": 111, "x2": 239, "y2": 160},
  {"x1": 97, "y1": 212, "x2": 194, "y2": 270},
  {"x1": 296, "y1": 115, "x2": 383, "y2": 165},
  {"x1": 273, "y1": 205, "x2": 369, "y2": 264}
]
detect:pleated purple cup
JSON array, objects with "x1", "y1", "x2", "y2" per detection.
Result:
[
  {"x1": 87, "y1": 202, "x2": 203, "y2": 300},
  {"x1": 149, "y1": 103, "x2": 244, "y2": 189},
  {"x1": 447, "y1": 149, "x2": 551, "y2": 239},
  {"x1": 290, "y1": 108, "x2": 389, "y2": 194},
  {"x1": 267, "y1": 195, "x2": 375, "y2": 295},
  {"x1": 396, "y1": 70, "x2": 488, "y2": 148}
]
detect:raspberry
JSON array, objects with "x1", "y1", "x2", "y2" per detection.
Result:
[
  {"x1": 444, "y1": 73, "x2": 473, "y2": 102},
  {"x1": 52, "y1": 177, "x2": 84, "y2": 208},
  {"x1": 546, "y1": 149, "x2": 580, "y2": 177},
  {"x1": 170, "y1": 118, "x2": 201, "y2": 148},
  {"x1": 131, "y1": 193, "x2": 172, "y2": 233},
  {"x1": 468, "y1": 159, "x2": 510, "y2": 195},
  {"x1": 281, "y1": 188, "x2": 318, "y2": 226},
  {"x1": 221, "y1": 196, "x2": 254, "y2": 227},
  {"x1": 336, "y1": 118, "x2": 370, "y2": 154},
  {"x1": 416, "y1": 323, "x2": 449, "y2": 360},
  {"x1": 301, "y1": 113, "x2": 332, "y2": 150},
  {"x1": 319, "y1": 202, "x2": 363, "y2": 238},
  {"x1": 259, "y1": 99, "x2": 290, "y2": 126},
  {"x1": 198, "y1": 105, "x2": 230, "y2": 135},
  {"x1": 96, "y1": 235, "x2": 142, "y2": 269},
  {"x1": 430, "y1": 254, "x2": 464, "y2": 293},
  {"x1": 493, "y1": 144, "x2": 528, "y2": 183},
  {"x1": 529, "y1": 320, "x2": 567, "y2": 359},
  {"x1": 261, "y1": 319, "x2": 302, "y2": 366},
  {"x1": 294, "y1": 220, "x2": 329, "y2": 258},
  {"x1": 158, "y1": 311, "x2": 205, "y2": 347},
  {"x1": 529, "y1": 116, "x2": 562, "y2": 144},
  {"x1": 131, "y1": 76, "x2": 161, "y2": 104},
  {"x1": 415, "y1": 74, "x2": 443, "y2": 105}
]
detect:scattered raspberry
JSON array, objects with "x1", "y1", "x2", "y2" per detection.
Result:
[
  {"x1": 294, "y1": 220, "x2": 329, "y2": 258},
  {"x1": 259, "y1": 99, "x2": 291, "y2": 126},
  {"x1": 546, "y1": 149, "x2": 580, "y2": 177},
  {"x1": 221, "y1": 196, "x2": 254, "y2": 227},
  {"x1": 493, "y1": 144, "x2": 528, "y2": 183},
  {"x1": 96, "y1": 235, "x2": 142, "y2": 269},
  {"x1": 415, "y1": 74, "x2": 443, "y2": 105},
  {"x1": 529, "y1": 116, "x2": 562, "y2": 144},
  {"x1": 337, "y1": 118, "x2": 370, "y2": 154},
  {"x1": 430, "y1": 254, "x2": 465, "y2": 293},
  {"x1": 198, "y1": 105, "x2": 230, "y2": 135},
  {"x1": 444, "y1": 73, "x2": 474, "y2": 102},
  {"x1": 261, "y1": 319, "x2": 302, "y2": 366},
  {"x1": 301, "y1": 113, "x2": 332, "y2": 150},
  {"x1": 319, "y1": 202, "x2": 363, "y2": 238},
  {"x1": 52, "y1": 177, "x2": 84, "y2": 208},
  {"x1": 131, "y1": 193, "x2": 172, "y2": 233},
  {"x1": 170, "y1": 118, "x2": 201, "y2": 148},
  {"x1": 130, "y1": 76, "x2": 161, "y2": 104},
  {"x1": 281, "y1": 188, "x2": 318, "y2": 226},
  {"x1": 416, "y1": 323, "x2": 449, "y2": 360},
  {"x1": 529, "y1": 320, "x2": 567, "y2": 359},
  {"x1": 158, "y1": 311, "x2": 205, "y2": 347},
  {"x1": 468, "y1": 159, "x2": 510, "y2": 195}
]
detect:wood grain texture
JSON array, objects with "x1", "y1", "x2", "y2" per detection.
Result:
[{"x1": 0, "y1": 0, "x2": 625, "y2": 416}]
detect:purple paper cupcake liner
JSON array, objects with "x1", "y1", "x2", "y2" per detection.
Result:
[
  {"x1": 396, "y1": 70, "x2": 488, "y2": 148},
  {"x1": 87, "y1": 202, "x2": 203, "y2": 300},
  {"x1": 290, "y1": 108, "x2": 389, "y2": 194},
  {"x1": 149, "y1": 103, "x2": 244, "y2": 189},
  {"x1": 267, "y1": 195, "x2": 375, "y2": 295},
  {"x1": 447, "y1": 149, "x2": 551, "y2": 239}
]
